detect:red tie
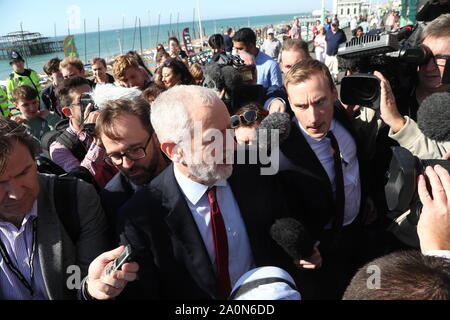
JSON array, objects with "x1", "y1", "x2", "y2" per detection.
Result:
[{"x1": 207, "y1": 186, "x2": 231, "y2": 298}]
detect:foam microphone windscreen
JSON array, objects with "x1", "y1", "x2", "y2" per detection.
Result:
[
  {"x1": 270, "y1": 218, "x2": 314, "y2": 259},
  {"x1": 257, "y1": 112, "x2": 291, "y2": 151},
  {"x1": 91, "y1": 83, "x2": 142, "y2": 110},
  {"x1": 417, "y1": 92, "x2": 450, "y2": 142}
]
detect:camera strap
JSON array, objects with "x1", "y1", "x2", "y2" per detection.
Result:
[{"x1": 0, "y1": 218, "x2": 37, "y2": 297}]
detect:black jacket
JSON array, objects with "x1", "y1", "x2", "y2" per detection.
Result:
[
  {"x1": 279, "y1": 102, "x2": 370, "y2": 240},
  {"x1": 118, "y1": 163, "x2": 295, "y2": 299}
]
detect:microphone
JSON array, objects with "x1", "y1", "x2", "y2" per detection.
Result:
[
  {"x1": 417, "y1": 92, "x2": 450, "y2": 142},
  {"x1": 257, "y1": 112, "x2": 291, "y2": 151},
  {"x1": 270, "y1": 218, "x2": 314, "y2": 260},
  {"x1": 91, "y1": 83, "x2": 142, "y2": 110}
]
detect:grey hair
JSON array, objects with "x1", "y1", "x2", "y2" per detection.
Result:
[
  {"x1": 150, "y1": 85, "x2": 220, "y2": 146},
  {"x1": 422, "y1": 13, "x2": 450, "y2": 40}
]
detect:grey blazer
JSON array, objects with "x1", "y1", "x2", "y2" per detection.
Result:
[{"x1": 36, "y1": 173, "x2": 111, "y2": 299}]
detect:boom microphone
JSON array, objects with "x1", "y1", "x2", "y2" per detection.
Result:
[
  {"x1": 257, "y1": 112, "x2": 291, "y2": 151},
  {"x1": 270, "y1": 218, "x2": 314, "y2": 260},
  {"x1": 417, "y1": 92, "x2": 450, "y2": 142}
]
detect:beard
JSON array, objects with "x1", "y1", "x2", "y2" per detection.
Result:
[
  {"x1": 185, "y1": 162, "x2": 233, "y2": 186},
  {"x1": 121, "y1": 162, "x2": 157, "y2": 186}
]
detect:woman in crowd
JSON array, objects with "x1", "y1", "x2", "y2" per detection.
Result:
[
  {"x1": 168, "y1": 37, "x2": 188, "y2": 64},
  {"x1": 232, "y1": 104, "x2": 268, "y2": 145},
  {"x1": 161, "y1": 58, "x2": 195, "y2": 89},
  {"x1": 314, "y1": 26, "x2": 327, "y2": 63},
  {"x1": 189, "y1": 63, "x2": 204, "y2": 85}
]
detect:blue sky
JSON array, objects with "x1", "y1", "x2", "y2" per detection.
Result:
[{"x1": 0, "y1": 0, "x2": 334, "y2": 36}]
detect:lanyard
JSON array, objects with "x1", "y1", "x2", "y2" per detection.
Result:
[{"x1": 0, "y1": 218, "x2": 37, "y2": 297}]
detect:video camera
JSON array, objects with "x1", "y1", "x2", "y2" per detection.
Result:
[
  {"x1": 78, "y1": 92, "x2": 98, "y2": 136},
  {"x1": 339, "y1": 1, "x2": 450, "y2": 108},
  {"x1": 385, "y1": 147, "x2": 450, "y2": 224}
]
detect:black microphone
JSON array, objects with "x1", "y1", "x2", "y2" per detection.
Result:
[
  {"x1": 417, "y1": 92, "x2": 450, "y2": 142},
  {"x1": 270, "y1": 218, "x2": 314, "y2": 260},
  {"x1": 257, "y1": 112, "x2": 291, "y2": 152}
]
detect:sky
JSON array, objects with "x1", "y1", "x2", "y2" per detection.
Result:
[{"x1": 0, "y1": 0, "x2": 334, "y2": 37}]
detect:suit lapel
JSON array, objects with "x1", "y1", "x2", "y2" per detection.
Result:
[
  {"x1": 281, "y1": 119, "x2": 333, "y2": 199},
  {"x1": 159, "y1": 166, "x2": 218, "y2": 297},
  {"x1": 36, "y1": 175, "x2": 64, "y2": 300}
]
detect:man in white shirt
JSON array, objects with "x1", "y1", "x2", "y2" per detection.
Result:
[
  {"x1": 278, "y1": 59, "x2": 377, "y2": 299},
  {"x1": 261, "y1": 28, "x2": 282, "y2": 62},
  {"x1": 117, "y1": 85, "x2": 296, "y2": 299}
]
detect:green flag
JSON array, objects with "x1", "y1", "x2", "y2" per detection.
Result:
[{"x1": 64, "y1": 35, "x2": 79, "y2": 58}]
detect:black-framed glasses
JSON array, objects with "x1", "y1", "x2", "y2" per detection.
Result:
[
  {"x1": 104, "y1": 136, "x2": 152, "y2": 166},
  {"x1": 433, "y1": 54, "x2": 450, "y2": 68},
  {"x1": 230, "y1": 110, "x2": 258, "y2": 128}
]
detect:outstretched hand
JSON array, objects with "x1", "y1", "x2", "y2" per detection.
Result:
[
  {"x1": 417, "y1": 165, "x2": 450, "y2": 252},
  {"x1": 86, "y1": 246, "x2": 139, "y2": 300}
]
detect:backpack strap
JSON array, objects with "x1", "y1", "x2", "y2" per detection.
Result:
[
  {"x1": 56, "y1": 130, "x2": 88, "y2": 162},
  {"x1": 53, "y1": 176, "x2": 81, "y2": 244}
]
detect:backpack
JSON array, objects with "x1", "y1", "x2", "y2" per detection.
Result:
[
  {"x1": 53, "y1": 176, "x2": 81, "y2": 244},
  {"x1": 40, "y1": 119, "x2": 87, "y2": 161},
  {"x1": 37, "y1": 155, "x2": 100, "y2": 193}
]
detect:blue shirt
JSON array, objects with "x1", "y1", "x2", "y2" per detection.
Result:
[
  {"x1": 325, "y1": 29, "x2": 347, "y2": 56},
  {"x1": 255, "y1": 50, "x2": 283, "y2": 89},
  {"x1": 0, "y1": 201, "x2": 49, "y2": 300}
]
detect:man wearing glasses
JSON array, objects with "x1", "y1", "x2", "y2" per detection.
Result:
[
  {"x1": 96, "y1": 97, "x2": 170, "y2": 236},
  {"x1": 374, "y1": 13, "x2": 450, "y2": 160},
  {"x1": 371, "y1": 14, "x2": 450, "y2": 251},
  {"x1": 49, "y1": 76, "x2": 117, "y2": 188}
]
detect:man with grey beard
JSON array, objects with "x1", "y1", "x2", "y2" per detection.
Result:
[{"x1": 116, "y1": 85, "x2": 296, "y2": 300}]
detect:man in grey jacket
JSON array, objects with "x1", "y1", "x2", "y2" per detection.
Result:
[{"x1": 0, "y1": 117, "x2": 138, "y2": 300}]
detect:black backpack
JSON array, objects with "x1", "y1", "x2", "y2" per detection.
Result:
[
  {"x1": 40, "y1": 119, "x2": 87, "y2": 161},
  {"x1": 53, "y1": 176, "x2": 81, "y2": 244}
]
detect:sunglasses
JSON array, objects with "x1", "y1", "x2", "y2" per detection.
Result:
[{"x1": 230, "y1": 110, "x2": 258, "y2": 128}]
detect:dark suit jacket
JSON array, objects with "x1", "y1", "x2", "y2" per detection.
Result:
[
  {"x1": 118, "y1": 163, "x2": 294, "y2": 300},
  {"x1": 279, "y1": 102, "x2": 370, "y2": 240},
  {"x1": 101, "y1": 172, "x2": 136, "y2": 239},
  {"x1": 0, "y1": 174, "x2": 112, "y2": 300}
]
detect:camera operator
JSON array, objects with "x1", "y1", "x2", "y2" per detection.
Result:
[
  {"x1": 375, "y1": 14, "x2": 450, "y2": 159},
  {"x1": 49, "y1": 76, "x2": 117, "y2": 188}
]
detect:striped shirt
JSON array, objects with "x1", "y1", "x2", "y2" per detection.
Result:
[{"x1": 0, "y1": 201, "x2": 49, "y2": 300}]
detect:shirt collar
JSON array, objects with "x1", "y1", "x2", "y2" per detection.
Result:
[
  {"x1": 0, "y1": 200, "x2": 37, "y2": 229},
  {"x1": 173, "y1": 164, "x2": 227, "y2": 205},
  {"x1": 297, "y1": 119, "x2": 335, "y2": 142}
]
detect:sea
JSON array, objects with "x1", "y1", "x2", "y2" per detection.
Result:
[{"x1": 0, "y1": 12, "x2": 313, "y2": 81}]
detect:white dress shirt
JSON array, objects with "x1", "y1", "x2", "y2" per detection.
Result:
[
  {"x1": 298, "y1": 119, "x2": 361, "y2": 227},
  {"x1": 173, "y1": 165, "x2": 254, "y2": 287},
  {"x1": 277, "y1": 119, "x2": 361, "y2": 228}
]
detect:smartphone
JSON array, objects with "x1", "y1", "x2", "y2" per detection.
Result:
[{"x1": 105, "y1": 245, "x2": 133, "y2": 276}]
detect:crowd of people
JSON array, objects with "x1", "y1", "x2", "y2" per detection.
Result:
[{"x1": 0, "y1": 11, "x2": 449, "y2": 301}]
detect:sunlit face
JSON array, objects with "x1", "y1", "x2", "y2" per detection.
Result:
[
  {"x1": 178, "y1": 98, "x2": 234, "y2": 185},
  {"x1": 0, "y1": 141, "x2": 39, "y2": 218},
  {"x1": 233, "y1": 41, "x2": 251, "y2": 54},
  {"x1": 281, "y1": 50, "x2": 309, "y2": 74},
  {"x1": 61, "y1": 65, "x2": 84, "y2": 79},
  {"x1": 92, "y1": 62, "x2": 107, "y2": 81},
  {"x1": 101, "y1": 114, "x2": 161, "y2": 185},
  {"x1": 418, "y1": 36, "x2": 450, "y2": 90},
  {"x1": 119, "y1": 66, "x2": 147, "y2": 90},
  {"x1": 63, "y1": 84, "x2": 92, "y2": 126},
  {"x1": 11, "y1": 60, "x2": 25, "y2": 73},
  {"x1": 16, "y1": 98, "x2": 39, "y2": 120},
  {"x1": 356, "y1": 28, "x2": 364, "y2": 37},
  {"x1": 287, "y1": 72, "x2": 336, "y2": 139},
  {"x1": 51, "y1": 71, "x2": 64, "y2": 86},
  {"x1": 169, "y1": 40, "x2": 180, "y2": 55},
  {"x1": 162, "y1": 67, "x2": 181, "y2": 89}
]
